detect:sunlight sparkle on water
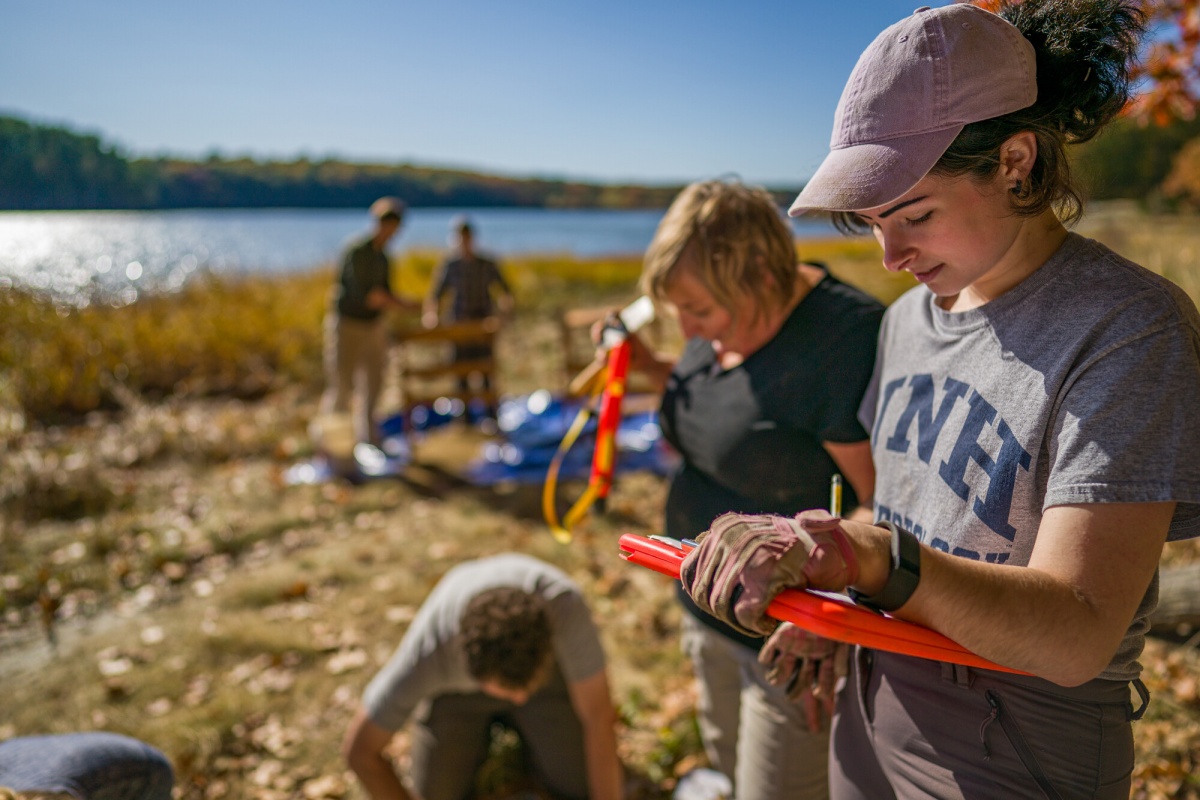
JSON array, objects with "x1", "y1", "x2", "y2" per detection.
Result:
[{"x1": 0, "y1": 207, "x2": 838, "y2": 305}]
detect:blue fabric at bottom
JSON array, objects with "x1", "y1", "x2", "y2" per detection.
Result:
[{"x1": 0, "y1": 732, "x2": 174, "y2": 800}]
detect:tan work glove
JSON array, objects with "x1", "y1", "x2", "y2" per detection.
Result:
[
  {"x1": 680, "y1": 509, "x2": 858, "y2": 637},
  {"x1": 759, "y1": 622, "x2": 849, "y2": 732}
]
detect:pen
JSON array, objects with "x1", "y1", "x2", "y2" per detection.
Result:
[
  {"x1": 682, "y1": 476, "x2": 843, "y2": 551},
  {"x1": 830, "y1": 473, "x2": 843, "y2": 517}
]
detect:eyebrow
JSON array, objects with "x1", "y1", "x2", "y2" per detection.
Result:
[{"x1": 866, "y1": 196, "x2": 929, "y2": 221}]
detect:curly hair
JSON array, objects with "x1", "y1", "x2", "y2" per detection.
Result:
[
  {"x1": 461, "y1": 587, "x2": 552, "y2": 689},
  {"x1": 834, "y1": 0, "x2": 1146, "y2": 233},
  {"x1": 640, "y1": 179, "x2": 797, "y2": 328}
]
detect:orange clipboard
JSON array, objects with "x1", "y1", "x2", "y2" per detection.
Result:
[{"x1": 618, "y1": 533, "x2": 1030, "y2": 675}]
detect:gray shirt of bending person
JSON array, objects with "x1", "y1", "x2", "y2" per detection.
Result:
[{"x1": 362, "y1": 553, "x2": 607, "y2": 732}]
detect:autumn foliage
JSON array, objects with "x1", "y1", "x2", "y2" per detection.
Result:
[
  {"x1": 1127, "y1": 0, "x2": 1200, "y2": 125},
  {"x1": 968, "y1": 0, "x2": 1198, "y2": 124}
]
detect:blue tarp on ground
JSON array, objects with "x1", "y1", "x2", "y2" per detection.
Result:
[
  {"x1": 464, "y1": 390, "x2": 677, "y2": 485},
  {"x1": 283, "y1": 390, "x2": 678, "y2": 486}
]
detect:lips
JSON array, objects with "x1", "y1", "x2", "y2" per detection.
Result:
[{"x1": 912, "y1": 264, "x2": 943, "y2": 284}]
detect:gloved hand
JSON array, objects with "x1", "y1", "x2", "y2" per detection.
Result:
[
  {"x1": 759, "y1": 622, "x2": 849, "y2": 733},
  {"x1": 680, "y1": 509, "x2": 858, "y2": 637}
]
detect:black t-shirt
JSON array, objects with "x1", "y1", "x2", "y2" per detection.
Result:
[
  {"x1": 336, "y1": 236, "x2": 392, "y2": 321},
  {"x1": 660, "y1": 271, "x2": 884, "y2": 648}
]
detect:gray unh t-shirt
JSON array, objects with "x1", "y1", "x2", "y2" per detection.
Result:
[{"x1": 861, "y1": 233, "x2": 1200, "y2": 681}]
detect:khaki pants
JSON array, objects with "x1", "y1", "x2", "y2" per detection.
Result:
[
  {"x1": 320, "y1": 313, "x2": 388, "y2": 444},
  {"x1": 681, "y1": 614, "x2": 831, "y2": 800}
]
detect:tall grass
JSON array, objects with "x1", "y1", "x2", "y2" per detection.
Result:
[
  {"x1": 0, "y1": 251, "x2": 650, "y2": 428},
  {"x1": 1, "y1": 271, "x2": 329, "y2": 422}
]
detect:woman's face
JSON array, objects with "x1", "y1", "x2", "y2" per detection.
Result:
[
  {"x1": 854, "y1": 170, "x2": 1026, "y2": 302},
  {"x1": 662, "y1": 262, "x2": 772, "y2": 360}
]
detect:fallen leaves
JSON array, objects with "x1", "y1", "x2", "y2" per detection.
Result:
[
  {"x1": 6, "y1": 314, "x2": 1200, "y2": 800},
  {"x1": 325, "y1": 649, "x2": 368, "y2": 676}
]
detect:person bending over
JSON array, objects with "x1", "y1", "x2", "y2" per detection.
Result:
[{"x1": 342, "y1": 553, "x2": 622, "y2": 800}]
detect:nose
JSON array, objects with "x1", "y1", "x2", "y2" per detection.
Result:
[
  {"x1": 876, "y1": 228, "x2": 915, "y2": 274},
  {"x1": 679, "y1": 317, "x2": 701, "y2": 340}
]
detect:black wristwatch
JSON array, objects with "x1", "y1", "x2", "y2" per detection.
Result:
[{"x1": 847, "y1": 520, "x2": 921, "y2": 613}]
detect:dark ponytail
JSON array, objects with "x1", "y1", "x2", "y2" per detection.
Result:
[{"x1": 932, "y1": 0, "x2": 1146, "y2": 224}]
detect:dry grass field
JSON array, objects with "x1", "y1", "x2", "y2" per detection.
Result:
[{"x1": 2, "y1": 203, "x2": 1199, "y2": 799}]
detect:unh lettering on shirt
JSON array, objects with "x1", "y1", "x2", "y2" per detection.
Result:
[{"x1": 872, "y1": 373, "x2": 1034, "y2": 565}]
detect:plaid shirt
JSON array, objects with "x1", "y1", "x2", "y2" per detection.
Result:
[{"x1": 430, "y1": 253, "x2": 510, "y2": 321}]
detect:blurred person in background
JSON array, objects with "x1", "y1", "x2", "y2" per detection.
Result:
[
  {"x1": 342, "y1": 553, "x2": 622, "y2": 800},
  {"x1": 321, "y1": 196, "x2": 417, "y2": 446},
  {"x1": 607, "y1": 179, "x2": 883, "y2": 799},
  {"x1": 423, "y1": 216, "x2": 514, "y2": 420}
]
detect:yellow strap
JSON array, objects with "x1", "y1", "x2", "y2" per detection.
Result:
[{"x1": 542, "y1": 373, "x2": 606, "y2": 543}]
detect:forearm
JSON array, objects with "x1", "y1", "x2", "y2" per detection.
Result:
[
  {"x1": 841, "y1": 505, "x2": 1169, "y2": 685},
  {"x1": 568, "y1": 671, "x2": 624, "y2": 800},
  {"x1": 901, "y1": 549, "x2": 1115, "y2": 683},
  {"x1": 639, "y1": 350, "x2": 675, "y2": 392},
  {"x1": 582, "y1": 719, "x2": 624, "y2": 800},
  {"x1": 348, "y1": 752, "x2": 415, "y2": 800},
  {"x1": 343, "y1": 710, "x2": 416, "y2": 800},
  {"x1": 366, "y1": 286, "x2": 394, "y2": 310},
  {"x1": 616, "y1": 326, "x2": 674, "y2": 392}
]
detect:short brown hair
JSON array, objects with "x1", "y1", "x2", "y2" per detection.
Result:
[
  {"x1": 461, "y1": 587, "x2": 552, "y2": 689},
  {"x1": 369, "y1": 196, "x2": 406, "y2": 223},
  {"x1": 641, "y1": 180, "x2": 796, "y2": 328}
]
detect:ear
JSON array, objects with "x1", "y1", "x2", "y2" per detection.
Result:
[
  {"x1": 758, "y1": 263, "x2": 779, "y2": 291},
  {"x1": 998, "y1": 131, "x2": 1038, "y2": 183}
]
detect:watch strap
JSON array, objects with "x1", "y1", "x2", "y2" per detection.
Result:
[{"x1": 848, "y1": 520, "x2": 921, "y2": 613}]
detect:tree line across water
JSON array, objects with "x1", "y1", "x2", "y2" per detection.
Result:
[
  {"x1": 0, "y1": 114, "x2": 691, "y2": 211},
  {"x1": 3, "y1": 111, "x2": 1200, "y2": 211}
]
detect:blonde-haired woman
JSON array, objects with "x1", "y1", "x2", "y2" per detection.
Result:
[{"x1": 629, "y1": 179, "x2": 883, "y2": 799}]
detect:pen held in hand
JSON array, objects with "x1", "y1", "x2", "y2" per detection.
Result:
[{"x1": 829, "y1": 474, "x2": 843, "y2": 517}]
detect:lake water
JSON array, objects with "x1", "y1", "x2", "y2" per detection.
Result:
[{"x1": 0, "y1": 206, "x2": 843, "y2": 304}]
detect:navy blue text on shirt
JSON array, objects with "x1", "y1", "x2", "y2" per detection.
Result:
[{"x1": 873, "y1": 374, "x2": 1033, "y2": 564}]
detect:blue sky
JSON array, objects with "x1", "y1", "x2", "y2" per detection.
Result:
[{"x1": 1, "y1": 1, "x2": 956, "y2": 187}]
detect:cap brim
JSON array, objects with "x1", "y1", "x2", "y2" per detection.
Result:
[{"x1": 788, "y1": 126, "x2": 962, "y2": 216}]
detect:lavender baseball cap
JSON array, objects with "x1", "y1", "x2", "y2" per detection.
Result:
[{"x1": 789, "y1": 4, "x2": 1037, "y2": 216}]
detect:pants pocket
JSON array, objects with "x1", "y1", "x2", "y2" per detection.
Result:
[
  {"x1": 983, "y1": 689, "x2": 1063, "y2": 800},
  {"x1": 979, "y1": 685, "x2": 1134, "y2": 800},
  {"x1": 855, "y1": 647, "x2": 876, "y2": 725}
]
